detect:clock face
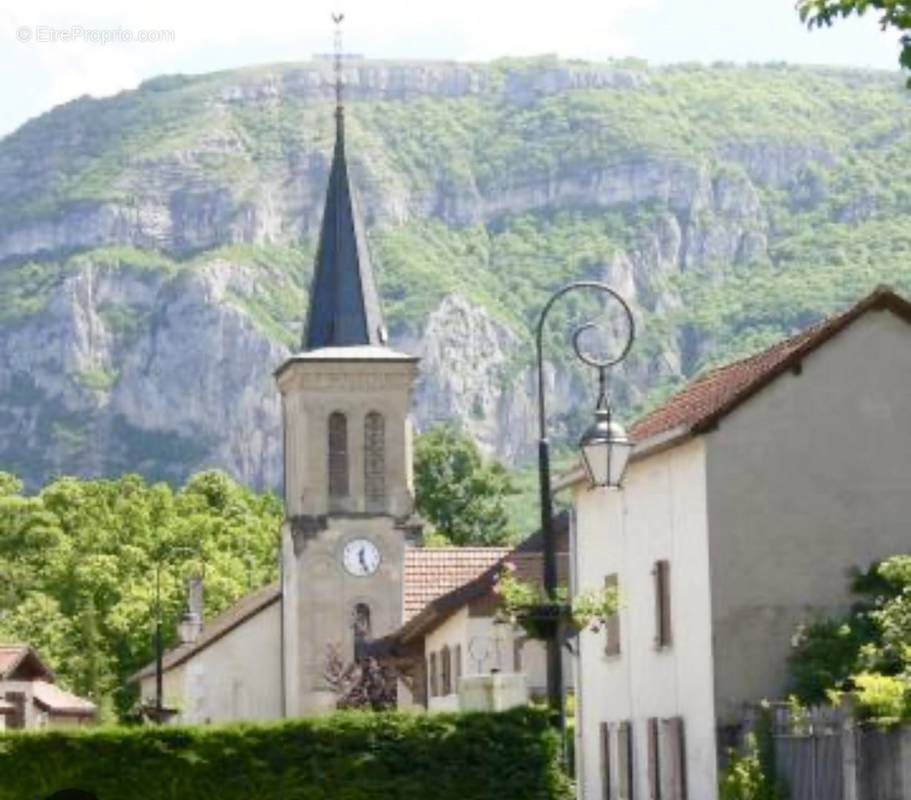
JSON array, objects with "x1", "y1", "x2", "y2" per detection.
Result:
[{"x1": 342, "y1": 538, "x2": 381, "y2": 577}]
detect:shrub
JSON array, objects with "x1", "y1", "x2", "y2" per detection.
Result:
[
  {"x1": 0, "y1": 708, "x2": 571, "y2": 800},
  {"x1": 853, "y1": 672, "x2": 911, "y2": 724},
  {"x1": 719, "y1": 733, "x2": 785, "y2": 800}
]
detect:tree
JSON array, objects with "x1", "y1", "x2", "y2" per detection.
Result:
[
  {"x1": 0, "y1": 470, "x2": 282, "y2": 719},
  {"x1": 797, "y1": 1, "x2": 911, "y2": 79},
  {"x1": 788, "y1": 556, "x2": 911, "y2": 716},
  {"x1": 414, "y1": 426, "x2": 518, "y2": 546},
  {"x1": 323, "y1": 644, "x2": 398, "y2": 711}
]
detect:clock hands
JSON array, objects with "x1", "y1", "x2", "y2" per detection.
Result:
[{"x1": 344, "y1": 540, "x2": 378, "y2": 576}]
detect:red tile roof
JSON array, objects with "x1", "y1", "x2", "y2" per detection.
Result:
[
  {"x1": 631, "y1": 287, "x2": 911, "y2": 444},
  {"x1": 391, "y1": 540, "x2": 570, "y2": 645},
  {"x1": 0, "y1": 644, "x2": 54, "y2": 681},
  {"x1": 31, "y1": 680, "x2": 96, "y2": 716},
  {"x1": 0, "y1": 645, "x2": 26, "y2": 677},
  {"x1": 403, "y1": 548, "x2": 511, "y2": 621}
]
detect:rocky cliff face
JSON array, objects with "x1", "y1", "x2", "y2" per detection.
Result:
[{"x1": 1, "y1": 58, "x2": 908, "y2": 487}]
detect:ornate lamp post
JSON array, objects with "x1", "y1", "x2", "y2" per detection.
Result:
[{"x1": 534, "y1": 281, "x2": 635, "y2": 731}]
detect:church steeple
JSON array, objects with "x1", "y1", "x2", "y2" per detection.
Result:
[{"x1": 303, "y1": 20, "x2": 385, "y2": 351}]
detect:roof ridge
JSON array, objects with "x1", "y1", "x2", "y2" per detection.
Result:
[{"x1": 631, "y1": 287, "x2": 911, "y2": 445}]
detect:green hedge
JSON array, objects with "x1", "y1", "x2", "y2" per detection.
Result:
[{"x1": 0, "y1": 708, "x2": 571, "y2": 800}]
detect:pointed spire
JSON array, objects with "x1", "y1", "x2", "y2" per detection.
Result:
[{"x1": 303, "y1": 14, "x2": 386, "y2": 351}]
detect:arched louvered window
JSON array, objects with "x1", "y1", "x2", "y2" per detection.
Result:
[
  {"x1": 364, "y1": 411, "x2": 386, "y2": 512},
  {"x1": 328, "y1": 412, "x2": 349, "y2": 502},
  {"x1": 353, "y1": 603, "x2": 371, "y2": 661}
]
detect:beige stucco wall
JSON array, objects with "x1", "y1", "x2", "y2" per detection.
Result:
[
  {"x1": 0, "y1": 680, "x2": 94, "y2": 729},
  {"x1": 139, "y1": 600, "x2": 282, "y2": 724},
  {"x1": 706, "y1": 309, "x2": 911, "y2": 723},
  {"x1": 422, "y1": 607, "x2": 548, "y2": 712},
  {"x1": 573, "y1": 438, "x2": 718, "y2": 800}
]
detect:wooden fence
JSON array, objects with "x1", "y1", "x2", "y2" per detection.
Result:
[{"x1": 741, "y1": 703, "x2": 911, "y2": 800}]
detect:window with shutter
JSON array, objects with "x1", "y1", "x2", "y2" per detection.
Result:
[
  {"x1": 428, "y1": 652, "x2": 438, "y2": 698},
  {"x1": 328, "y1": 412, "x2": 349, "y2": 502},
  {"x1": 660, "y1": 717, "x2": 687, "y2": 800},
  {"x1": 601, "y1": 722, "x2": 612, "y2": 800},
  {"x1": 648, "y1": 717, "x2": 661, "y2": 800},
  {"x1": 4, "y1": 692, "x2": 25, "y2": 730},
  {"x1": 364, "y1": 411, "x2": 386, "y2": 511},
  {"x1": 453, "y1": 644, "x2": 462, "y2": 692},
  {"x1": 513, "y1": 638, "x2": 523, "y2": 671},
  {"x1": 654, "y1": 560, "x2": 672, "y2": 648},
  {"x1": 617, "y1": 721, "x2": 633, "y2": 800},
  {"x1": 605, "y1": 573, "x2": 621, "y2": 656},
  {"x1": 441, "y1": 646, "x2": 452, "y2": 695}
]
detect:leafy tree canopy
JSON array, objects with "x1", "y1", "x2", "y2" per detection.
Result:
[
  {"x1": 788, "y1": 556, "x2": 911, "y2": 720},
  {"x1": 414, "y1": 426, "x2": 518, "y2": 546},
  {"x1": 0, "y1": 470, "x2": 281, "y2": 719},
  {"x1": 797, "y1": 1, "x2": 911, "y2": 79}
]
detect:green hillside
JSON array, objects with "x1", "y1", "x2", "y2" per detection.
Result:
[{"x1": 0, "y1": 57, "x2": 909, "y2": 489}]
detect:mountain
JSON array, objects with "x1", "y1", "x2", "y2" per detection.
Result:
[{"x1": 1, "y1": 56, "x2": 910, "y2": 489}]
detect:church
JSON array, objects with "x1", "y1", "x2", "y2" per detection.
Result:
[{"x1": 130, "y1": 79, "x2": 557, "y2": 722}]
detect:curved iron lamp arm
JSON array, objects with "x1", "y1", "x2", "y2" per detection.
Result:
[{"x1": 533, "y1": 281, "x2": 635, "y2": 739}]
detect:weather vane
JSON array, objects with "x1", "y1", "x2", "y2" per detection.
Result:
[{"x1": 332, "y1": 12, "x2": 345, "y2": 113}]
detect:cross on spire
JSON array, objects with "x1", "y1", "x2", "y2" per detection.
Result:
[{"x1": 332, "y1": 12, "x2": 344, "y2": 116}]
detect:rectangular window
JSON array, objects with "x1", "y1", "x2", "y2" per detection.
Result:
[
  {"x1": 600, "y1": 722, "x2": 612, "y2": 800},
  {"x1": 453, "y1": 644, "x2": 462, "y2": 692},
  {"x1": 605, "y1": 573, "x2": 620, "y2": 656},
  {"x1": 4, "y1": 692, "x2": 25, "y2": 730},
  {"x1": 441, "y1": 647, "x2": 452, "y2": 696},
  {"x1": 428, "y1": 652, "x2": 438, "y2": 698},
  {"x1": 617, "y1": 721, "x2": 633, "y2": 800},
  {"x1": 654, "y1": 560, "x2": 672, "y2": 648},
  {"x1": 660, "y1": 717, "x2": 687, "y2": 800},
  {"x1": 648, "y1": 717, "x2": 661, "y2": 800}
]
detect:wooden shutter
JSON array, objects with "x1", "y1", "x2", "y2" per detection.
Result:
[
  {"x1": 428, "y1": 652, "x2": 438, "y2": 698},
  {"x1": 647, "y1": 717, "x2": 661, "y2": 800},
  {"x1": 453, "y1": 645, "x2": 462, "y2": 691},
  {"x1": 605, "y1": 573, "x2": 621, "y2": 656},
  {"x1": 441, "y1": 646, "x2": 452, "y2": 696},
  {"x1": 617, "y1": 721, "x2": 633, "y2": 800},
  {"x1": 328, "y1": 412, "x2": 349, "y2": 501},
  {"x1": 364, "y1": 411, "x2": 386, "y2": 512},
  {"x1": 654, "y1": 560, "x2": 672, "y2": 648},
  {"x1": 660, "y1": 718, "x2": 687, "y2": 800},
  {"x1": 601, "y1": 722, "x2": 612, "y2": 800},
  {"x1": 4, "y1": 692, "x2": 25, "y2": 730}
]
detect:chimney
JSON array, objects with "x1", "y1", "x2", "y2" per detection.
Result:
[{"x1": 178, "y1": 576, "x2": 204, "y2": 644}]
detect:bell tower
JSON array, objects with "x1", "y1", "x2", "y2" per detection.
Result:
[{"x1": 276, "y1": 27, "x2": 420, "y2": 716}]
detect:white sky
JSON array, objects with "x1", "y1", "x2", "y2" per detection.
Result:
[{"x1": 0, "y1": 0, "x2": 902, "y2": 137}]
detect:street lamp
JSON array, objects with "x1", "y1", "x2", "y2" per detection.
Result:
[
  {"x1": 578, "y1": 368, "x2": 634, "y2": 489},
  {"x1": 534, "y1": 281, "x2": 635, "y2": 730}
]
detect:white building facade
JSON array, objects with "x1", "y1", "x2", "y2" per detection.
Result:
[{"x1": 567, "y1": 289, "x2": 911, "y2": 800}]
